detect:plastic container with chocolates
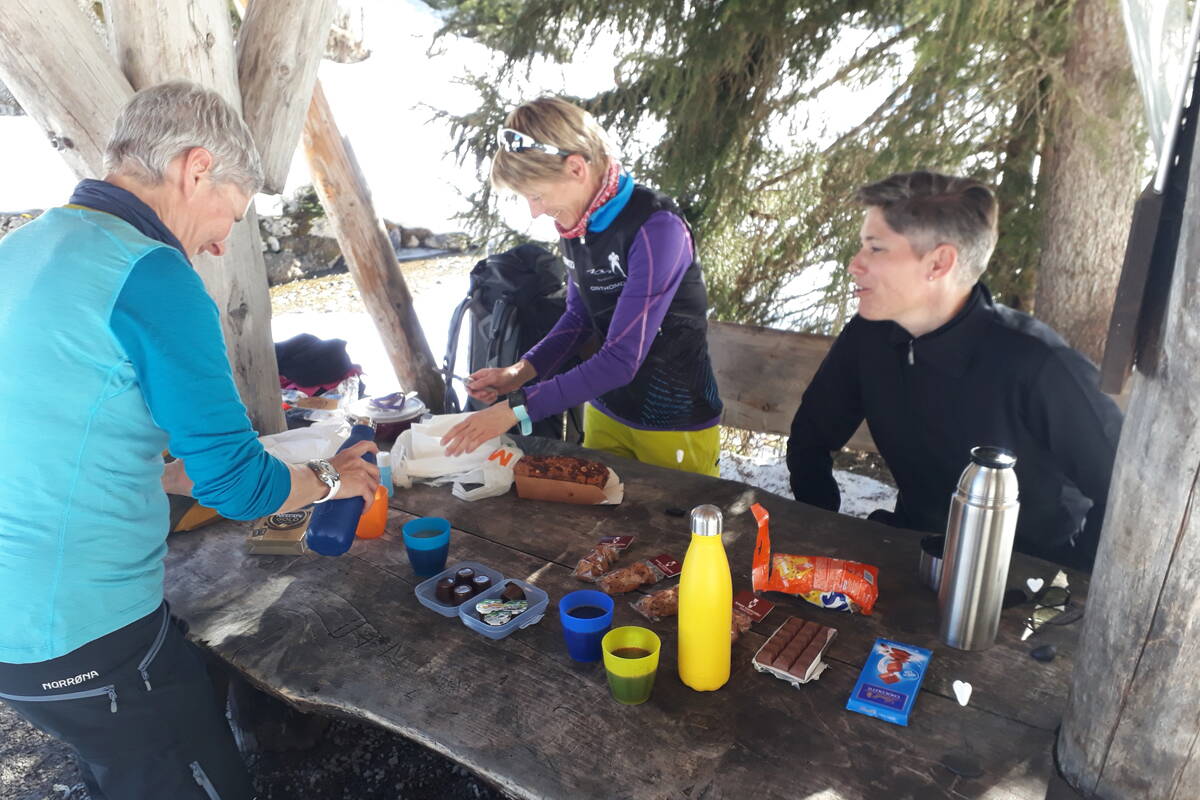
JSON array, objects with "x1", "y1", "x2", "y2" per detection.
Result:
[
  {"x1": 459, "y1": 579, "x2": 549, "y2": 640},
  {"x1": 414, "y1": 561, "x2": 504, "y2": 617}
]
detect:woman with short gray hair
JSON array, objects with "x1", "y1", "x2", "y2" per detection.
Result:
[
  {"x1": 104, "y1": 79, "x2": 264, "y2": 195},
  {"x1": 0, "y1": 80, "x2": 379, "y2": 798}
]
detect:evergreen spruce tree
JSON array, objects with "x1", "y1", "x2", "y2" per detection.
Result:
[{"x1": 433, "y1": 0, "x2": 1145, "y2": 343}]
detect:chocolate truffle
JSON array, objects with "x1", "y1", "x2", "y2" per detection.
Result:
[
  {"x1": 452, "y1": 584, "x2": 473, "y2": 604},
  {"x1": 454, "y1": 567, "x2": 475, "y2": 587},
  {"x1": 435, "y1": 578, "x2": 456, "y2": 603},
  {"x1": 500, "y1": 582, "x2": 525, "y2": 602},
  {"x1": 471, "y1": 574, "x2": 492, "y2": 594}
]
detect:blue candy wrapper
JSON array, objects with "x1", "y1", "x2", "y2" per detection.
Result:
[{"x1": 846, "y1": 638, "x2": 932, "y2": 726}]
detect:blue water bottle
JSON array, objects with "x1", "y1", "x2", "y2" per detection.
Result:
[{"x1": 306, "y1": 419, "x2": 377, "y2": 556}]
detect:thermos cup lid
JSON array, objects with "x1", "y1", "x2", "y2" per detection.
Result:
[
  {"x1": 690, "y1": 505, "x2": 723, "y2": 536},
  {"x1": 969, "y1": 446, "x2": 1016, "y2": 469}
]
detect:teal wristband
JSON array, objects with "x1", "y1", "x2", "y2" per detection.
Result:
[{"x1": 511, "y1": 402, "x2": 532, "y2": 435}]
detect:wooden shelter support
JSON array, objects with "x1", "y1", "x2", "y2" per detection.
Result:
[
  {"x1": 302, "y1": 81, "x2": 446, "y2": 410},
  {"x1": 106, "y1": 0, "x2": 334, "y2": 434},
  {"x1": 237, "y1": 0, "x2": 337, "y2": 193},
  {"x1": 0, "y1": 0, "x2": 132, "y2": 178},
  {"x1": 1056, "y1": 110, "x2": 1200, "y2": 797}
]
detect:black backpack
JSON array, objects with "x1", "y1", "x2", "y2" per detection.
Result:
[{"x1": 443, "y1": 244, "x2": 583, "y2": 441}]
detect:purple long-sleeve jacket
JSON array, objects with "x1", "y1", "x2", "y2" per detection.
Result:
[{"x1": 521, "y1": 205, "x2": 719, "y2": 430}]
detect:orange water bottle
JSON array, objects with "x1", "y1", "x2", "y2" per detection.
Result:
[{"x1": 678, "y1": 504, "x2": 732, "y2": 691}]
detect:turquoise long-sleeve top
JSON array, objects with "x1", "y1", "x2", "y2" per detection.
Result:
[{"x1": 0, "y1": 205, "x2": 288, "y2": 663}]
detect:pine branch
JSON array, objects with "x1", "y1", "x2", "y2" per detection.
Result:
[{"x1": 793, "y1": 24, "x2": 923, "y2": 104}]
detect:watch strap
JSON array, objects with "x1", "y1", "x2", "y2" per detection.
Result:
[
  {"x1": 306, "y1": 459, "x2": 340, "y2": 503},
  {"x1": 508, "y1": 389, "x2": 532, "y2": 436}
]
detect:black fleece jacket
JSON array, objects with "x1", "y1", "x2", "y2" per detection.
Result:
[{"x1": 787, "y1": 284, "x2": 1123, "y2": 571}]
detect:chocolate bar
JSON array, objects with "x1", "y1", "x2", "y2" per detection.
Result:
[
  {"x1": 845, "y1": 638, "x2": 932, "y2": 726},
  {"x1": 752, "y1": 617, "x2": 837, "y2": 687}
]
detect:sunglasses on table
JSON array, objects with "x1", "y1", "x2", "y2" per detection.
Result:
[
  {"x1": 1022, "y1": 585, "x2": 1082, "y2": 635},
  {"x1": 496, "y1": 127, "x2": 574, "y2": 157}
]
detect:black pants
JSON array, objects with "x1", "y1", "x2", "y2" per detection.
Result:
[{"x1": 0, "y1": 603, "x2": 254, "y2": 800}]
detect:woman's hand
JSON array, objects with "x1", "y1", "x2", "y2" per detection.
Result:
[
  {"x1": 441, "y1": 402, "x2": 518, "y2": 457},
  {"x1": 466, "y1": 360, "x2": 536, "y2": 404},
  {"x1": 161, "y1": 458, "x2": 194, "y2": 496},
  {"x1": 329, "y1": 440, "x2": 381, "y2": 505}
]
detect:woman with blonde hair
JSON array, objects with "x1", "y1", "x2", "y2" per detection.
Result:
[{"x1": 442, "y1": 96, "x2": 723, "y2": 475}]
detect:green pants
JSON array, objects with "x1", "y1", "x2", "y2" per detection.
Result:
[{"x1": 582, "y1": 404, "x2": 720, "y2": 477}]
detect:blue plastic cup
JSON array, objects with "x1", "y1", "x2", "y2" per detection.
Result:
[
  {"x1": 558, "y1": 590, "x2": 615, "y2": 662},
  {"x1": 401, "y1": 517, "x2": 451, "y2": 577}
]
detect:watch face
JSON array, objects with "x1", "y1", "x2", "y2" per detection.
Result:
[{"x1": 310, "y1": 459, "x2": 338, "y2": 485}]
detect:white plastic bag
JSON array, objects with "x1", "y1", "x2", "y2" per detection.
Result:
[
  {"x1": 258, "y1": 419, "x2": 350, "y2": 463},
  {"x1": 392, "y1": 413, "x2": 522, "y2": 502}
]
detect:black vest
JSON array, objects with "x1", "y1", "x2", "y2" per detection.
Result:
[{"x1": 560, "y1": 184, "x2": 723, "y2": 429}]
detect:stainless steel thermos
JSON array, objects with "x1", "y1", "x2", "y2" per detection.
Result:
[{"x1": 937, "y1": 446, "x2": 1020, "y2": 651}]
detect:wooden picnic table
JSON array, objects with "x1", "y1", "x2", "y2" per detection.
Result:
[{"x1": 164, "y1": 438, "x2": 1088, "y2": 799}]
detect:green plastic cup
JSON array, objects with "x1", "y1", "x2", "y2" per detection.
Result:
[{"x1": 601, "y1": 626, "x2": 661, "y2": 705}]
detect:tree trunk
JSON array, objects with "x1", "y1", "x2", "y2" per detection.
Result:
[
  {"x1": 1056, "y1": 98, "x2": 1200, "y2": 798},
  {"x1": 989, "y1": 77, "x2": 1047, "y2": 311},
  {"x1": 0, "y1": 0, "x2": 131, "y2": 178},
  {"x1": 106, "y1": 0, "x2": 284, "y2": 434},
  {"x1": 302, "y1": 81, "x2": 446, "y2": 410},
  {"x1": 1034, "y1": 0, "x2": 1145, "y2": 362},
  {"x1": 236, "y1": 0, "x2": 337, "y2": 193},
  {"x1": 106, "y1": 0, "x2": 241, "y2": 108}
]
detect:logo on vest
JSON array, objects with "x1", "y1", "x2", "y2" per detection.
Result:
[
  {"x1": 42, "y1": 670, "x2": 100, "y2": 691},
  {"x1": 607, "y1": 251, "x2": 625, "y2": 278}
]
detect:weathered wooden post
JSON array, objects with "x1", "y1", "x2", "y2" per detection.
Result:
[
  {"x1": 105, "y1": 0, "x2": 317, "y2": 435},
  {"x1": 0, "y1": 0, "x2": 132, "y2": 177},
  {"x1": 302, "y1": 81, "x2": 446, "y2": 410},
  {"x1": 1056, "y1": 108, "x2": 1200, "y2": 798},
  {"x1": 237, "y1": 0, "x2": 337, "y2": 194}
]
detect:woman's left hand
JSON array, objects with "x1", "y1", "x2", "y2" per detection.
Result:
[{"x1": 441, "y1": 402, "x2": 518, "y2": 457}]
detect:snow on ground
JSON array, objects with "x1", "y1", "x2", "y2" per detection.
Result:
[{"x1": 720, "y1": 451, "x2": 896, "y2": 518}]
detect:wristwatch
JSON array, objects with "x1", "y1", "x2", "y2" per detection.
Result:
[
  {"x1": 306, "y1": 459, "x2": 341, "y2": 503},
  {"x1": 507, "y1": 389, "x2": 533, "y2": 436}
]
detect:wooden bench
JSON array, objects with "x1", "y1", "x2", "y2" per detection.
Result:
[{"x1": 707, "y1": 320, "x2": 876, "y2": 451}]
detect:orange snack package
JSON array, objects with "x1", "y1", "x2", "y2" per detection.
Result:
[{"x1": 750, "y1": 503, "x2": 879, "y2": 615}]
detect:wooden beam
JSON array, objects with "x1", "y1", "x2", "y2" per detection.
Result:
[
  {"x1": 302, "y1": 81, "x2": 446, "y2": 410},
  {"x1": 1056, "y1": 102, "x2": 1200, "y2": 797},
  {"x1": 106, "y1": 0, "x2": 241, "y2": 109},
  {"x1": 708, "y1": 320, "x2": 875, "y2": 452},
  {"x1": 236, "y1": 0, "x2": 337, "y2": 194},
  {"x1": 0, "y1": 0, "x2": 132, "y2": 178},
  {"x1": 106, "y1": 0, "x2": 283, "y2": 434}
]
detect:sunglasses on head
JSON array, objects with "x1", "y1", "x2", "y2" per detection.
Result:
[{"x1": 496, "y1": 127, "x2": 573, "y2": 157}]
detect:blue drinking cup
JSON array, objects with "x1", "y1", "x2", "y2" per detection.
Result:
[
  {"x1": 401, "y1": 517, "x2": 451, "y2": 577},
  {"x1": 558, "y1": 590, "x2": 615, "y2": 662}
]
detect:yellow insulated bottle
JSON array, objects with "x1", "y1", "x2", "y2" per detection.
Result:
[{"x1": 678, "y1": 504, "x2": 732, "y2": 691}]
